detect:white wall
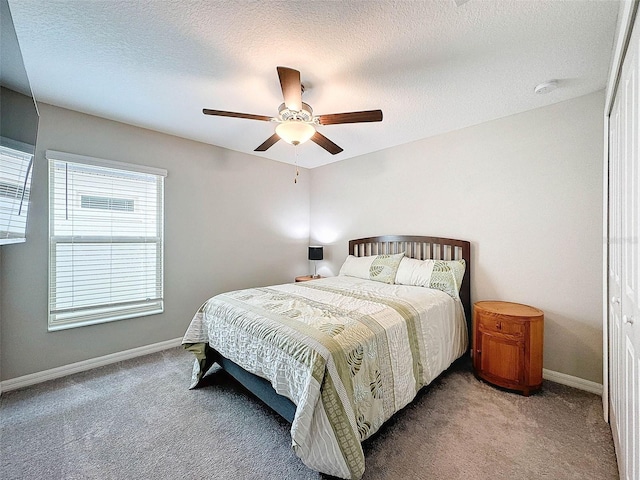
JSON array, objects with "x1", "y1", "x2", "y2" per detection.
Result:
[
  {"x1": 1, "y1": 91, "x2": 606, "y2": 385},
  {"x1": 310, "y1": 91, "x2": 605, "y2": 384},
  {"x1": 0, "y1": 102, "x2": 310, "y2": 380}
]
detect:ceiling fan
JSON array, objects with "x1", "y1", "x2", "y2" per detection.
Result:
[{"x1": 203, "y1": 66, "x2": 383, "y2": 155}]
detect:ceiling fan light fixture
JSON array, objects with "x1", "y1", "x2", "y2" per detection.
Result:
[
  {"x1": 275, "y1": 121, "x2": 316, "y2": 146},
  {"x1": 204, "y1": 67, "x2": 382, "y2": 155}
]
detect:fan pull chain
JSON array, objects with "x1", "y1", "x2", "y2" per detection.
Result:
[{"x1": 294, "y1": 145, "x2": 300, "y2": 184}]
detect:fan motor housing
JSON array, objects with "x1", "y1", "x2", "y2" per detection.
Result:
[{"x1": 278, "y1": 102, "x2": 314, "y2": 122}]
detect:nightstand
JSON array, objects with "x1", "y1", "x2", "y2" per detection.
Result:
[
  {"x1": 472, "y1": 301, "x2": 544, "y2": 396},
  {"x1": 295, "y1": 275, "x2": 323, "y2": 282}
]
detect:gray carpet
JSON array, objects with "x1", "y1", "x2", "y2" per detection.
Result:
[{"x1": 0, "y1": 347, "x2": 618, "y2": 479}]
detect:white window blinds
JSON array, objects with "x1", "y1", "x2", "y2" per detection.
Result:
[
  {"x1": 47, "y1": 150, "x2": 167, "y2": 331},
  {"x1": 0, "y1": 140, "x2": 34, "y2": 244}
]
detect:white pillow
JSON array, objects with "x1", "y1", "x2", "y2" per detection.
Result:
[
  {"x1": 396, "y1": 257, "x2": 466, "y2": 299},
  {"x1": 339, "y1": 255, "x2": 375, "y2": 279},
  {"x1": 395, "y1": 257, "x2": 435, "y2": 287}
]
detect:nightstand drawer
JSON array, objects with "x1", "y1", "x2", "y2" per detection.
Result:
[{"x1": 478, "y1": 315, "x2": 524, "y2": 336}]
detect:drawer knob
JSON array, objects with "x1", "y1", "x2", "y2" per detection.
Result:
[
  {"x1": 611, "y1": 296, "x2": 620, "y2": 304},
  {"x1": 496, "y1": 322, "x2": 502, "y2": 330},
  {"x1": 623, "y1": 315, "x2": 635, "y2": 325}
]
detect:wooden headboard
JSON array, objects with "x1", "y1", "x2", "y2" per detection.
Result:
[{"x1": 348, "y1": 235, "x2": 472, "y2": 325}]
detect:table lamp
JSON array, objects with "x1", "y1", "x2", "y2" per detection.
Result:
[{"x1": 308, "y1": 246, "x2": 323, "y2": 278}]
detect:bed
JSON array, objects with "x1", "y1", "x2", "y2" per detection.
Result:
[{"x1": 182, "y1": 235, "x2": 471, "y2": 479}]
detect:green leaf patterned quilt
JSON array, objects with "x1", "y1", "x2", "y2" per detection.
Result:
[{"x1": 182, "y1": 275, "x2": 467, "y2": 479}]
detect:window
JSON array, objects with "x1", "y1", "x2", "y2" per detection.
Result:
[
  {"x1": 0, "y1": 139, "x2": 34, "y2": 245},
  {"x1": 47, "y1": 150, "x2": 167, "y2": 331}
]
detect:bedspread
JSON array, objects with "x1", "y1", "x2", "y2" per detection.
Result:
[{"x1": 182, "y1": 276, "x2": 467, "y2": 479}]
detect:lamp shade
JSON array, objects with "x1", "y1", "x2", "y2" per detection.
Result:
[{"x1": 308, "y1": 246, "x2": 323, "y2": 261}]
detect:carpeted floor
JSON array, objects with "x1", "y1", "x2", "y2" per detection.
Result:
[{"x1": 0, "y1": 347, "x2": 618, "y2": 479}]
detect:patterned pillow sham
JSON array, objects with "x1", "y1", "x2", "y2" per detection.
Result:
[
  {"x1": 428, "y1": 259, "x2": 466, "y2": 299},
  {"x1": 339, "y1": 252, "x2": 405, "y2": 284},
  {"x1": 369, "y1": 252, "x2": 405, "y2": 284}
]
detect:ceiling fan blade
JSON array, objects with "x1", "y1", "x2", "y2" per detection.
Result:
[
  {"x1": 277, "y1": 66, "x2": 302, "y2": 112},
  {"x1": 254, "y1": 133, "x2": 281, "y2": 152},
  {"x1": 310, "y1": 132, "x2": 343, "y2": 155},
  {"x1": 317, "y1": 110, "x2": 383, "y2": 125},
  {"x1": 203, "y1": 109, "x2": 272, "y2": 122}
]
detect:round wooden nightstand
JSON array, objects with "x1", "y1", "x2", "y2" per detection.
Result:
[
  {"x1": 472, "y1": 301, "x2": 544, "y2": 396},
  {"x1": 295, "y1": 275, "x2": 324, "y2": 282}
]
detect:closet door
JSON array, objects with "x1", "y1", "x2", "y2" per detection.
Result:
[
  {"x1": 609, "y1": 76, "x2": 623, "y2": 471},
  {"x1": 621, "y1": 43, "x2": 638, "y2": 480},
  {"x1": 609, "y1": 13, "x2": 640, "y2": 480}
]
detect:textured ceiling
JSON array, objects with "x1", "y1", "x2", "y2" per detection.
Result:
[{"x1": 7, "y1": 0, "x2": 620, "y2": 168}]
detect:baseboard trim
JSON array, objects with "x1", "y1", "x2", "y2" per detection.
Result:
[
  {"x1": 543, "y1": 368, "x2": 603, "y2": 395},
  {"x1": 0, "y1": 337, "x2": 183, "y2": 394}
]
